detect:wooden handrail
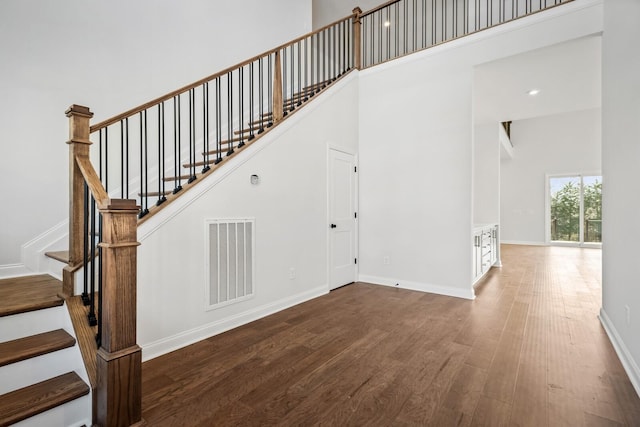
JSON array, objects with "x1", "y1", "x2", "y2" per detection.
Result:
[{"x1": 90, "y1": 13, "x2": 357, "y2": 133}]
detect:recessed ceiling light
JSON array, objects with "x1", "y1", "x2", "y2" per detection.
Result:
[
  {"x1": 527, "y1": 89, "x2": 540, "y2": 96},
  {"x1": 384, "y1": 21, "x2": 391, "y2": 27}
]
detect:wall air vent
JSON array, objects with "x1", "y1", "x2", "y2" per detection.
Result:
[{"x1": 205, "y1": 219, "x2": 255, "y2": 310}]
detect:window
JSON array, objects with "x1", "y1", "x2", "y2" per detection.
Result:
[{"x1": 548, "y1": 174, "x2": 602, "y2": 246}]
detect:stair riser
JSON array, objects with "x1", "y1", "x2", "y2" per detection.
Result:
[
  {"x1": 10, "y1": 394, "x2": 91, "y2": 427},
  {"x1": 0, "y1": 347, "x2": 82, "y2": 395},
  {"x1": 0, "y1": 305, "x2": 67, "y2": 343}
]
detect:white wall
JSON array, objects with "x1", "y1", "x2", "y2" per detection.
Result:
[
  {"x1": 312, "y1": 0, "x2": 381, "y2": 29},
  {"x1": 358, "y1": 0, "x2": 602, "y2": 298},
  {"x1": 474, "y1": 123, "x2": 501, "y2": 225},
  {"x1": 137, "y1": 75, "x2": 359, "y2": 360},
  {"x1": 0, "y1": 0, "x2": 311, "y2": 269},
  {"x1": 601, "y1": 0, "x2": 640, "y2": 396},
  {"x1": 500, "y1": 108, "x2": 601, "y2": 245}
]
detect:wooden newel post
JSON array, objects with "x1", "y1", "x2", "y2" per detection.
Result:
[
  {"x1": 273, "y1": 50, "x2": 284, "y2": 122},
  {"x1": 96, "y1": 198, "x2": 143, "y2": 426},
  {"x1": 65, "y1": 105, "x2": 94, "y2": 295},
  {"x1": 353, "y1": 7, "x2": 362, "y2": 70}
]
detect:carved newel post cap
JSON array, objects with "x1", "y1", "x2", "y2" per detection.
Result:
[{"x1": 65, "y1": 104, "x2": 93, "y2": 118}]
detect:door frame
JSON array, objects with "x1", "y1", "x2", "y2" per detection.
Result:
[
  {"x1": 545, "y1": 172, "x2": 602, "y2": 248},
  {"x1": 327, "y1": 144, "x2": 358, "y2": 290}
]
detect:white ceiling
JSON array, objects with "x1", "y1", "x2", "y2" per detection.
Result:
[{"x1": 474, "y1": 35, "x2": 602, "y2": 125}]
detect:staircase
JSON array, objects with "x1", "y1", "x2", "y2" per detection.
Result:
[{"x1": 0, "y1": 275, "x2": 91, "y2": 427}]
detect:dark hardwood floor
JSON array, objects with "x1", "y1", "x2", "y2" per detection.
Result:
[{"x1": 141, "y1": 245, "x2": 640, "y2": 426}]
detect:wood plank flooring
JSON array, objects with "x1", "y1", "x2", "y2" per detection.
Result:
[{"x1": 141, "y1": 245, "x2": 640, "y2": 426}]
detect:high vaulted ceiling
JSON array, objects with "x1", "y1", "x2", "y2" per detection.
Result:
[{"x1": 474, "y1": 35, "x2": 602, "y2": 124}]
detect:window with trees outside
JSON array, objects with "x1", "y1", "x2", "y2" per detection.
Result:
[{"x1": 549, "y1": 175, "x2": 602, "y2": 246}]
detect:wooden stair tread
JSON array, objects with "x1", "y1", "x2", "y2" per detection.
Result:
[
  {"x1": 233, "y1": 124, "x2": 263, "y2": 135},
  {"x1": 138, "y1": 190, "x2": 174, "y2": 197},
  {"x1": 0, "y1": 372, "x2": 89, "y2": 426},
  {"x1": 0, "y1": 329, "x2": 76, "y2": 368},
  {"x1": 163, "y1": 175, "x2": 192, "y2": 182},
  {"x1": 0, "y1": 275, "x2": 63, "y2": 318},
  {"x1": 203, "y1": 146, "x2": 237, "y2": 156},
  {"x1": 44, "y1": 251, "x2": 69, "y2": 263}
]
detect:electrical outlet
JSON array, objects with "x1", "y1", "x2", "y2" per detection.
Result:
[
  {"x1": 383, "y1": 256, "x2": 390, "y2": 265},
  {"x1": 289, "y1": 268, "x2": 296, "y2": 280},
  {"x1": 625, "y1": 305, "x2": 631, "y2": 325}
]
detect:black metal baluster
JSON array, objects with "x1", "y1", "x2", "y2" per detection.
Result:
[
  {"x1": 303, "y1": 37, "x2": 313, "y2": 96},
  {"x1": 189, "y1": 89, "x2": 197, "y2": 182},
  {"x1": 88, "y1": 195, "x2": 97, "y2": 326},
  {"x1": 282, "y1": 48, "x2": 287, "y2": 114},
  {"x1": 268, "y1": 54, "x2": 273, "y2": 120},
  {"x1": 324, "y1": 28, "x2": 329, "y2": 84},
  {"x1": 82, "y1": 183, "x2": 90, "y2": 306},
  {"x1": 452, "y1": 0, "x2": 457, "y2": 37},
  {"x1": 258, "y1": 59, "x2": 267, "y2": 131},
  {"x1": 297, "y1": 41, "x2": 302, "y2": 106},
  {"x1": 332, "y1": 25, "x2": 337, "y2": 79},
  {"x1": 239, "y1": 67, "x2": 245, "y2": 148},
  {"x1": 431, "y1": 0, "x2": 440, "y2": 45},
  {"x1": 421, "y1": 0, "x2": 425, "y2": 48},
  {"x1": 403, "y1": 1, "x2": 407, "y2": 55},
  {"x1": 139, "y1": 110, "x2": 149, "y2": 218},
  {"x1": 96, "y1": 215, "x2": 102, "y2": 347},
  {"x1": 316, "y1": 32, "x2": 321, "y2": 88},
  {"x1": 173, "y1": 96, "x2": 183, "y2": 193},
  {"x1": 125, "y1": 118, "x2": 130, "y2": 198},
  {"x1": 411, "y1": 0, "x2": 418, "y2": 51},
  {"x1": 215, "y1": 77, "x2": 223, "y2": 164},
  {"x1": 157, "y1": 103, "x2": 167, "y2": 206},
  {"x1": 292, "y1": 43, "x2": 297, "y2": 107},
  {"x1": 442, "y1": 0, "x2": 446, "y2": 41},
  {"x1": 249, "y1": 63, "x2": 256, "y2": 140},
  {"x1": 227, "y1": 72, "x2": 234, "y2": 156},
  {"x1": 340, "y1": 21, "x2": 345, "y2": 74},
  {"x1": 120, "y1": 122, "x2": 124, "y2": 198},
  {"x1": 203, "y1": 84, "x2": 211, "y2": 172},
  {"x1": 99, "y1": 128, "x2": 108, "y2": 194},
  {"x1": 289, "y1": 44, "x2": 294, "y2": 111},
  {"x1": 311, "y1": 34, "x2": 316, "y2": 89}
]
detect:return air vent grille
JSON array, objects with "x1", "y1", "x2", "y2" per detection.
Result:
[{"x1": 206, "y1": 219, "x2": 254, "y2": 309}]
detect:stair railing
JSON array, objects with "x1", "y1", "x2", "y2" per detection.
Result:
[
  {"x1": 86, "y1": 14, "x2": 356, "y2": 226},
  {"x1": 66, "y1": 105, "x2": 142, "y2": 427},
  {"x1": 358, "y1": 0, "x2": 574, "y2": 69}
]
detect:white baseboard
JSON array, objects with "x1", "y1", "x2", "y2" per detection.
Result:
[
  {"x1": 140, "y1": 285, "x2": 329, "y2": 362},
  {"x1": 358, "y1": 274, "x2": 475, "y2": 300},
  {"x1": 599, "y1": 308, "x2": 640, "y2": 398},
  {"x1": 501, "y1": 240, "x2": 547, "y2": 246},
  {"x1": 0, "y1": 263, "x2": 32, "y2": 279}
]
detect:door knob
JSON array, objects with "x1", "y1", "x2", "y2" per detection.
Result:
[{"x1": 330, "y1": 224, "x2": 337, "y2": 228}]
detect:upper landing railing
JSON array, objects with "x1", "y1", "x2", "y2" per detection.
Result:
[{"x1": 359, "y1": 0, "x2": 573, "y2": 68}]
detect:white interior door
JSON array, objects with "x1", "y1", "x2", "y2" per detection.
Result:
[{"x1": 329, "y1": 149, "x2": 356, "y2": 290}]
